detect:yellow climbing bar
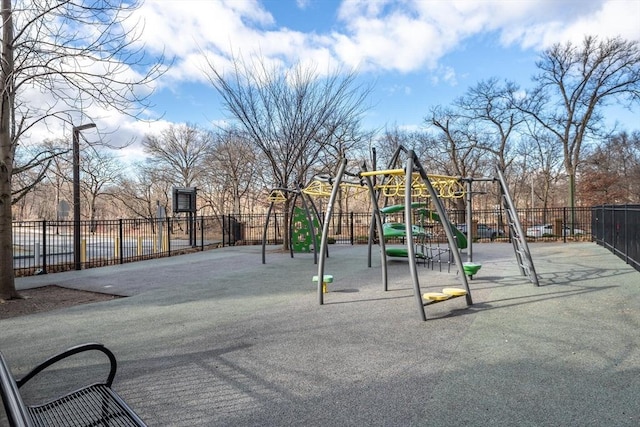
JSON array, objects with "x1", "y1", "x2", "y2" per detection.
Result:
[
  {"x1": 302, "y1": 180, "x2": 333, "y2": 197},
  {"x1": 268, "y1": 189, "x2": 287, "y2": 202},
  {"x1": 359, "y1": 168, "x2": 405, "y2": 177}
]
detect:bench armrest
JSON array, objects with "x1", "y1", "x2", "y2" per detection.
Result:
[
  {"x1": 16, "y1": 343, "x2": 117, "y2": 389},
  {"x1": 1, "y1": 352, "x2": 34, "y2": 427}
]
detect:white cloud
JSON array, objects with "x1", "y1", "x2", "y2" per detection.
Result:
[
  {"x1": 131, "y1": 0, "x2": 345, "y2": 85},
  {"x1": 131, "y1": 1, "x2": 275, "y2": 79},
  {"x1": 497, "y1": 0, "x2": 640, "y2": 48},
  {"x1": 19, "y1": 0, "x2": 640, "y2": 149},
  {"x1": 128, "y1": 0, "x2": 639, "y2": 88},
  {"x1": 550, "y1": 0, "x2": 640, "y2": 46},
  {"x1": 385, "y1": 84, "x2": 412, "y2": 96},
  {"x1": 296, "y1": 0, "x2": 311, "y2": 10},
  {"x1": 329, "y1": 0, "x2": 640, "y2": 84}
]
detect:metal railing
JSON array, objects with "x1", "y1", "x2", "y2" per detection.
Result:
[
  {"x1": 592, "y1": 204, "x2": 640, "y2": 272},
  {"x1": 12, "y1": 207, "x2": 594, "y2": 276},
  {"x1": 12, "y1": 215, "x2": 274, "y2": 276}
]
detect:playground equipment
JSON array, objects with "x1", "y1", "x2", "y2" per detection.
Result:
[
  {"x1": 313, "y1": 145, "x2": 538, "y2": 321},
  {"x1": 261, "y1": 184, "x2": 325, "y2": 264},
  {"x1": 458, "y1": 168, "x2": 538, "y2": 286},
  {"x1": 262, "y1": 174, "x2": 370, "y2": 265},
  {"x1": 379, "y1": 203, "x2": 467, "y2": 271},
  {"x1": 312, "y1": 274, "x2": 333, "y2": 294},
  {"x1": 313, "y1": 149, "x2": 473, "y2": 321},
  {"x1": 496, "y1": 167, "x2": 539, "y2": 285},
  {"x1": 381, "y1": 203, "x2": 431, "y2": 263},
  {"x1": 291, "y1": 206, "x2": 321, "y2": 253}
]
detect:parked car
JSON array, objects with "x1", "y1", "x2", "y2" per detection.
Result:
[
  {"x1": 456, "y1": 223, "x2": 505, "y2": 240},
  {"x1": 525, "y1": 224, "x2": 586, "y2": 237}
]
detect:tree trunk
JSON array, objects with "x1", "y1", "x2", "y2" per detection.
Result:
[
  {"x1": 0, "y1": 166, "x2": 17, "y2": 299},
  {"x1": 282, "y1": 198, "x2": 290, "y2": 251},
  {"x1": 0, "y1": 0, "x2": 18, "y2": 300}
]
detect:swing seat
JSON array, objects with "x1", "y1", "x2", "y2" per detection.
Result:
[
  {"x1": 442, "y1": 287, "x2": 467, "y2": 297},
  {"x1": 423, "y1": 292, "x2": 451, "y2": 301}
]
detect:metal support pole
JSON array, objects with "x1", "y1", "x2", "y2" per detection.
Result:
[
  {"x1": 466, "y1": 179, "x2": 473, "y2": 263},
  {"x1": 317, "y1": 158, "x2": 347, "y2": 305},
  {"x1": 72, "y1": 123, "x2": 96, "y2": 270}
]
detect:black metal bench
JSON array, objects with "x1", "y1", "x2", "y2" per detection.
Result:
[{"x1": 1, "y1": 343, "x2": 146, "y2": 427}]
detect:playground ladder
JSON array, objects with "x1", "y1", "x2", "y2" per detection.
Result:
[{"x1": 496, "y1": 167, "x2": 539, "y2": 286}]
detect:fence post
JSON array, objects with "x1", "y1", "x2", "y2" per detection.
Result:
[
  {"x1": 624, "y1": 204, "x2": 629, "y2": 265},
  {"x1": 222, "y1": 215, "x2": 227, "y2": 247},
  {"x1": 601, "y1": 205, "x2": 604, "y2": 245},
  {"x1": 273, "y1": 212, "x2": 278, "y2": 245},
  {"x1": 612, "y1": 205, "x2": 617, "y2": 252},
  {"x1": 41, "y1": 220, "x2": 48, "y2": 274},
  {"x1": 350, "y1": 211, "x2": 354, "y2": 245},
  {"x1": 167, "y1": 218, "x2": 171, "y2": 255},
  {"x1": 200, "y1": 216, "x2": 204, "y2": 251},
  {"x1": 119, "y1": 219, "x2": 124, "y2": 264}
]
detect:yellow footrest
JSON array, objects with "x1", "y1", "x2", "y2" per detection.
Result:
[
  {"x1": 442, "y1": 287, "x2": 467, "y2": 297},
  {"x1": 423, "y1": 292, "x2": 451, "y2": 301},
  {"x1": 312, "y1": 275, "x2": 333, "y2": 293}
]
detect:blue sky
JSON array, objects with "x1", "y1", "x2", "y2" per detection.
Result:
[{"x1": 33, "y1": 0, "x2": 640, "y2": 159}]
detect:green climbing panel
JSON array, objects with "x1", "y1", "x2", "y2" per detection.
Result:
[{"x1": 292, "y1": 206, "x2": 321, "y2": 253}]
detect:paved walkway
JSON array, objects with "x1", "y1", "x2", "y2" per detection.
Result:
[{"x1": 3, "y1": 242, "x2": 639, "y2": 426}]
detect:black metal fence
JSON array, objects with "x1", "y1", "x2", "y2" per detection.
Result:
[
  {"x1": 12, "y1": 207, "x2": 593, "y2": 276},
  {"x1": 12, "y1": 215, "x2": 254, "y2": 276},
  {"x1": 592, "y1": 205, "x2": 640, "y2": 272}
]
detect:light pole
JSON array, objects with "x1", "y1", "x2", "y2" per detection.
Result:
[{"x1": 73, "y1": 123, "x2": 96, "y2": 270}]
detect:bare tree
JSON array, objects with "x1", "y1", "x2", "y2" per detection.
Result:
[
  {"x1": 11, "y1": 146, "x2": 62, "y2": 209},
  {"x1": 425, "y1": 106, "x2": 492, "y2": 219},
  {"x1": 1, "y1": 0, "x2": 166, "y2": 300},
  {"x1": 78, "y1": 148, "x2": 123, "y2": 229},
  {"x1": 579, "y1": 131, "x2": 640, "y2": 205},
  {"x1": 516, "y1": 36, "x2": 640, "y2": 228},
  {"x1": 426, "y1": 106, "x2": 489, "y2": 179},
  {"x1": 201, "y1": 128, "x2": 259, "y2": 215},
  {"x1": 374, "y1": 125, "x2": 417, "y2": 169},
  {"x1": 204, "y1": 56, "x2": 370, "y2": 249},
  {"x1": 114, "y1": 162, "x2": 172, "y2": 221},
  {"x1": 314, "y1": 120, "x2": 372, "y2": 234},
  {"x1": 12, "y1": 138, "x2": 73, "y2": 221},
  {"x1": 520, "y1": 121, "x2": 565, "y2": 212},
  {"x1": 142, "y1": 123, "x2": 214, "y2": 188},
  {"x1": 10, "y1": 140, "x2": 65, "y2": 219},
  {"x1": 454, "y1": 78, "x2": 524, "y2": 171}
]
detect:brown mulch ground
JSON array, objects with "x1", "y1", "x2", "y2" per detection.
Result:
[{"x1": 0, "y1": 286, "x2": 122, "y2": 320}]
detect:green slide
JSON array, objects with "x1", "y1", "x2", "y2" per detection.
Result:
[
  {"x1": 382, "y1": 222, "x2": 429, "y2": 237},
  {"x1": 385, "y1": 247, "x2": 428, "y2": 259},
  {"x1": 424, "y1": 210, "x2": 467, "y2": 249},
  {"x1": 380, "y1": 204, "x2": 467, "y2": 249}
]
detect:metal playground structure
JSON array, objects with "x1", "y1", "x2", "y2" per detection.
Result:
[{"x1": 260, "y1": 145, "x2": 537, "y2": 321}]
